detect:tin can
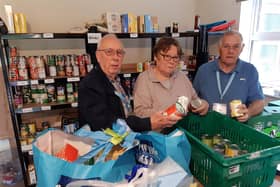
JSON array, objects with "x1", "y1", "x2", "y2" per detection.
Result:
[
  {"x1": 37, "y1": 56, "x2": 46, "y2": 79},
  {"x1": 221, "y1": 139, "x2": 231, "y2": 149},
  {"x1": 47, "y1": 55, "x2": 57, "y2": 77},
  {"x1": 67, "y1": 93, "x2": 75, "y2": 102},
  {"x1": 213, "y1": 143, "x2": 225, "y2": 155},
  {"x1": 225, "y1": 144, "x2": 239, "y2": 157},
  {"x1": 9, "y1": 59, "x2": 19, "y2": 81},
  {"x1": 230, "y1": 100, "x2": 242, "y2": 117},
  {"x1": 20, "y1": 138, "x2": 28, "y2": 146},
  {"x1": 27, "y1": 136, "x2": 35, "y2": 144},
  {"x1": 190, "y1": 97, "x2": 202, "y2": 109},
  {"x1": 66, "y1": 83, "x2": 73, "y2": 93},
  {"x1": 28, "y1": 56, "x2": 39, "y2": 80},
  {"x1": 10, "y1": 46, "x2": 17, "y2": 57},
  {"x1": 163, "y1": 96, "x2": 189, "y2": 117},
  {"x1": 78, "y1": 55, "x2": 86, "y2": 76},
  {"x1": 213, "y1": 134, "x2": 222, "y2": 145},
  {"x1": 201, "y1": 134, "x2": 212, "y2": 147},
  {"x1": 46, "y1": 84, "x2": 56, "y2": 102},
  {"x1": 20, "y1": 125, "x2": 29, "y2": 138},
  {"x1": 27, "y1": 122, "x2": 36, "y2": 135},
  {"x1": 56, "y1": 55, "x2": 65, "y2": 76}
]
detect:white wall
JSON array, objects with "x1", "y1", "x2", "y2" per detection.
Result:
[
  {"x1": 0, "y1": 0, "x2": 196, "y2": 33},
  {"x1": 0, "y1": 0, "x2": 242, "y2": 58}
]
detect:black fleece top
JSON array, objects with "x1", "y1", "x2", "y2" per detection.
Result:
[{"x1": 78, "y1": 64, "x2": 151, "y2": 132}]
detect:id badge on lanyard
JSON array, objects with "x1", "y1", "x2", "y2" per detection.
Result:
[
  {"x1": 213, "y1": 71, "x2": 236, "y2": 115},
  {"x1": 212, "y1": 103, "x2": 227, "y2": 115}
]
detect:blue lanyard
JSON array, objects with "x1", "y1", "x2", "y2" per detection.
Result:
[
  {"x1": 216, "y1": 71, "x2": 236, "y2": 100},
  {"x1": 114, "y1": 90, "x2": 132, "y2": 113}
]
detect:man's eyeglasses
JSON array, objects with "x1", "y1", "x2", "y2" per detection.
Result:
[
  {"x1": 97, "y1": 48, "x2": 126, "y2": 57},
  {"x1": 221, "y1": 44, "x2": 242, "y2": 50},
  {"x1": 160, "y1": 53, "x2": 180, "y2": 62}
]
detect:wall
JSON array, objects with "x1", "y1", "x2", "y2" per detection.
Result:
[
  {"x1": 0, "y1": 0, "x2": 196, "y2": 33},
  {"x1": 196, "y1": 0, "x2": 242, "y2": 56}
]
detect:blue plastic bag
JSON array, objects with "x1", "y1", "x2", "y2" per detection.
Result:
[
  {"x1": 33, "y1": 128, "x2": 191, "y2": 187},
  {"x1": 33, "y1": 127, "x2": 137, "y2": 187},
  {"x1": 136, "y1": 129, "x2": 191, "y2": 175}
]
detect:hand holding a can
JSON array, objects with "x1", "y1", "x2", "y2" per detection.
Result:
[
  {"x1": 150, "y1": 111, "x2": 182, "y2": 131},
  {"x1": 189, "y1": 98, "x2": 209, "y2": 116},
  {"x1": 234, "y1": 103, "x2": 250, "y2": 122}
]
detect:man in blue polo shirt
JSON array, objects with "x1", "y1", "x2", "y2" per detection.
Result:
[{"x1": 193, "y1": 30, "x2": 264, "y2": 122}]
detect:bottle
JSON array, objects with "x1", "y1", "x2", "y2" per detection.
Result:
[
  {"x1": 27, "y1": 153, "x2": 36, "y2": 185},
  {"x1": 194, "y1": 15, "x2": 200, "y2": 30}
]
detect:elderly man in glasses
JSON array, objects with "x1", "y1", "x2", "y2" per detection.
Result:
[
  {"x1": 193, "y1": 30, "x2": 264, "y2": 122},
  {"x1": 79, "y1": 34, "x2": 181, "y2": 132},
  {"x1": 133, "y1": 37, "x2": 209, "y2": 133}
]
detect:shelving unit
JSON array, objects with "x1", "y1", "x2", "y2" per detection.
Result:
[{"x1": 0, "y1": 29, "x2": 209, "y2": 186}]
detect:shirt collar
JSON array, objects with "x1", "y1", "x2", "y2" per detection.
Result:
[
  {"x1": 148, "y1": 67, "x2": 179, "y2": 83},
  {"x1": 212, "y1": 58, "x2": 243, "y2": 73}
]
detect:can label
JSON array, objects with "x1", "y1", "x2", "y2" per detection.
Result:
[
  {"x1": 230, "y1": 100, "x2": 242, "y2": 117},
  {"x1": 163, "y1": 96, "x2": 189, "y2": 117}
]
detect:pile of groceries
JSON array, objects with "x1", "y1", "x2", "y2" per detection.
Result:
[{"x1": 33, "y1": 110, "x2": 193, "y2": 187}]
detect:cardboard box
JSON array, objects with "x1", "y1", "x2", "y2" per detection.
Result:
[
  {"x1": 101, "y1": 12, "x2": 122, "y2": 33},
  {"x1": 121, "y1": 13, "x2": 138, "y2": 33},
  {"x1": 152, "y1": 16, "x2": 159, "y2": 32},
  {"x1": 137, "y1": 15, "x2": 145, "y2": 33},
  {"x1": 144, "y1": 15, "x2": 153, "y2": 33}
]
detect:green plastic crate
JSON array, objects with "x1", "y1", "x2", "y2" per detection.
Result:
[
  {"x1": 176, "y1": 111, "x2": 280, "y2": 187},
  {"x1": 268, "y1": 100, "x2": 280, "y2": 107},
  {"x1": 247, "y1": 113, "x2": 280, "y2": 139},
  {"x1": 264, "y1": 106, "x2": 280, "y2": 114}
]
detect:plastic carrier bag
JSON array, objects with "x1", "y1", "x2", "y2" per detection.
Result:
[{"x1": 33, "y1": 126, "x2": 191, "y2": 187}]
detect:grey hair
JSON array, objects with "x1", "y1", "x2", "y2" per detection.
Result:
[
  {"x1": 97, "y1": 34, "x2": 121, "y2": 49},
  {"x1": 219, "y1": 30, "x2": 243, "y2": 46}
]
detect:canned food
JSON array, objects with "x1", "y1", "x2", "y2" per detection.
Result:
[
  {"x1": 27, "y1": 136, "x2": 35, "y2": 144},
  {"x1": 230, "y1": 100, "x2": 242, "y2": 117},
  {"x1": 21, "y1": 125, "x2": 29, "y2": 138},
  {"x1": 190, "y1": 98, "x2": 202, "y2": 109},
  {"x1": 10, "y1": 46, "x2": 17, "y2": 57},
  {"x1": 213, "y1": 134, "x2": 222, "y2": 145},
  {"x1": 201, "y1": 134, "x2": 212, "y2": 147},
  {"x1": 20, "y1": 138, "x2": 27, "y2": 146},
  {"x1": 57, "y1": 95, "x2": 66, "y2": 103},
  {"x1": 239, "y1": 149, "x2": 248, "y2": 155},
  {"x1": 66, "y1": 83, "x2": 73, "y2": 93},
  {"x1": 213, "y1": 143, "x2": 225, "y2": 155},
  {"x1": 221, "y1": 139, "x2": 231, "y2": 149},
  {"x1": 67, "y1": 93, "x2": 75, "y2": 102},
  {"x1": 163, "y1": 96, "x2": 189, "y2": 117},
  {"x1": 225, "y1": 144, "x2": 239, "y2": 157},
  {"x1": 27, "y1": 122, "x2": 36, "y2": 135}
]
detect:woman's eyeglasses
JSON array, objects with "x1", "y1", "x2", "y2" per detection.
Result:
[
  {"x1": 97, "y1": 48, "x2": 126, "y2": 57},
  {"x1": 160, "y1": 53, "x2": 180, "y2": 62}
]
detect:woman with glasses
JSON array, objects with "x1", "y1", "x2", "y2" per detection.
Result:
[
  {"x1": 134, "y1": 37, "x2": 209, "y2": 132},
  {"x1": 78, "y1": 34, "x2": 181, "y2": 132}
]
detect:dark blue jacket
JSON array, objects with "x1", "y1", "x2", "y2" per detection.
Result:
[{"x1": 78, "y1": 64, "x2": 151, "y2": 131}]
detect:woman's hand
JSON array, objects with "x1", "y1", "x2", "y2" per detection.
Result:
[{"x1": 150, "y1": 111, "x2": 182, "y2": 131}]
